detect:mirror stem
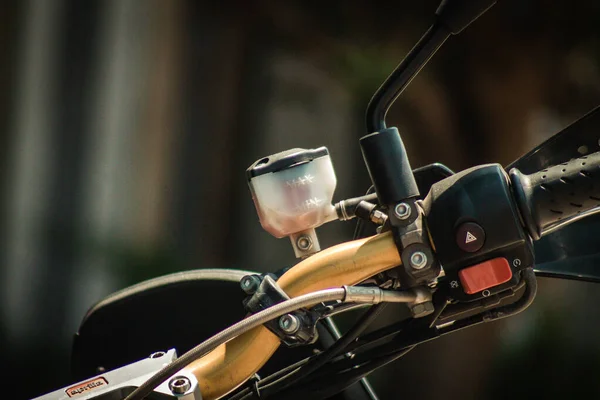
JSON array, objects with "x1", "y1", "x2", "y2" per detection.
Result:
[{"x1": 365, "y1": 22, "x2": 450, "y2": 133}]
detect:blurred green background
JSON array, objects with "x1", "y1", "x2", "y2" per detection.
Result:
[{"x1": 1, "y1": 0, "x2": 600, "y2": 399}]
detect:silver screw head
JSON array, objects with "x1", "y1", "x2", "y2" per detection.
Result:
[
  {"x1": 240, "y1": 275, "x2": 260, "y2": 294},
  {"x1": 279, "y1": 314, "x2": 300, "y2": 334},
  {"x1": 169, "y1": 376, "x2": 191, "y2": 395},
  {"x1": 296, "y1": 235, "x2": 313, "y2": 251},
  {"x1": 410, "y1": 251, "x2": 428, "y2": 269},
  {"x1": 394, "y1": 203, "x2": 411, "y2": 220}
]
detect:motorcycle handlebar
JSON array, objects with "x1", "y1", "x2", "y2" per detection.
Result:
[
  {"x1": 510, "y1": 151, "x2": 600, "y2": 240},
  {"x1": 183, "y1": 232, "x2": 402, "y2": 400},
  {"x1": 140, "y1": 156, "x2": 600, "y2": 400}
]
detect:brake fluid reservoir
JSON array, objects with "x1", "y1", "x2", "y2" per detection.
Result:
[{"x1": 247, "y1": 147, "x2": 337, "y2": 255}]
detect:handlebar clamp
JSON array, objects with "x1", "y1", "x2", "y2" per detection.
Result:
[{"x1": 242, "y1": 275, "x2": 320, "y2": 347}]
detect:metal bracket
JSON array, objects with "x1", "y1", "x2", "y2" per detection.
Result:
[
  {"x1": 33, "y1": 349, "x2": 202, "y2": 400},
  {"x1": 290, "y1": 228, "x2": 321, "y2": 258},
  {"x1": 388, "y1": 199, "x2": 440, "y2": 290}
]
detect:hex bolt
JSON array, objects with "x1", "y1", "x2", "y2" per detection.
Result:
[
  {"x1": 240, "y1": 275, "x2": 260, "y2": 294},
  {"x1": 394, "y1": 203, "x2": 411, "y2": 220},
  {"x1": 149, "y1": 351, "x2": 165, "y2": 359},
  {"x1": 370, "y1": 209, "x2": 387, "y2": 225},
  {"x1": 410, "y1": 301, "x2": 435, "y2": 318},
  {"x1": 169, "y1": 376, "x2": 191, "y2": 395},
  {"x1": 296, "y1": 235, "x2": 313, "y2": 251},
  {"x1": 409, "y1": 251, "x2": 428, "y2": 270},
  {"x1": 279, "y1": 314, "x2": 300, "y2": 334}
]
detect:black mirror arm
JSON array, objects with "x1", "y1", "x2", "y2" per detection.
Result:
[
  {"x1": 365, "y1": 22, "x2": 450, "y2": 133},
  {"x1": 365, "y1": 0, "x2": 496, "y2": 134}
]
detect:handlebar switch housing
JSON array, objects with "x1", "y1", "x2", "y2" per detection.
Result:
[{"x1": 423, "y1": 164, "x2": 534, "y2": 303}]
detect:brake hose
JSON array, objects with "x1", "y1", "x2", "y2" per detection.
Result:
[{"x1": 124, "y1": 286, "x2": 417, "y2": 400}]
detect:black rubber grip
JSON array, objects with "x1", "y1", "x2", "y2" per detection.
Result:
[{"x1": 510, "y1": 151, "x2": 600, "y2": 240}]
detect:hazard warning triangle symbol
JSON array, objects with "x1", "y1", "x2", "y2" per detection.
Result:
[{"x1": 465, "y1": 231, "x2": 477, "y2": 244}]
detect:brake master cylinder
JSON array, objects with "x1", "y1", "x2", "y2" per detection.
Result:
[{"x1": 247, "y1": 147, "x2": 337, "y2": 257}]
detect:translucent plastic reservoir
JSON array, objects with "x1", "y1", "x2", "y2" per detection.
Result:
[{"x1": 248, "y1": 154, "x2": 337, "y2": 238}]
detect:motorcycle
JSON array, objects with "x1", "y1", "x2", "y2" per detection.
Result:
[{"x1": 32, "y1": 0, "x2": 600, "y2": 399}]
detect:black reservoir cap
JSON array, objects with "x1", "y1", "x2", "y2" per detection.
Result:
[{"x1": 246, "y1": 147, "x2": 329, "y2": 180}]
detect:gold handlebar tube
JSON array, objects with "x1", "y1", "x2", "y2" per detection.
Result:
[{"x1": 183, "y1": 231, "x2": 401, "y2": 399}]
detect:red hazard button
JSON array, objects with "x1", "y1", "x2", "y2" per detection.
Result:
[{"x1": 458, "y1": 257, "x2": 512, "y2": 295}]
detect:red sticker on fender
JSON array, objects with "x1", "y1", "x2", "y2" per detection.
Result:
[{"x1": 66, "y1": 377, "x2": 108, "y2": 397}]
